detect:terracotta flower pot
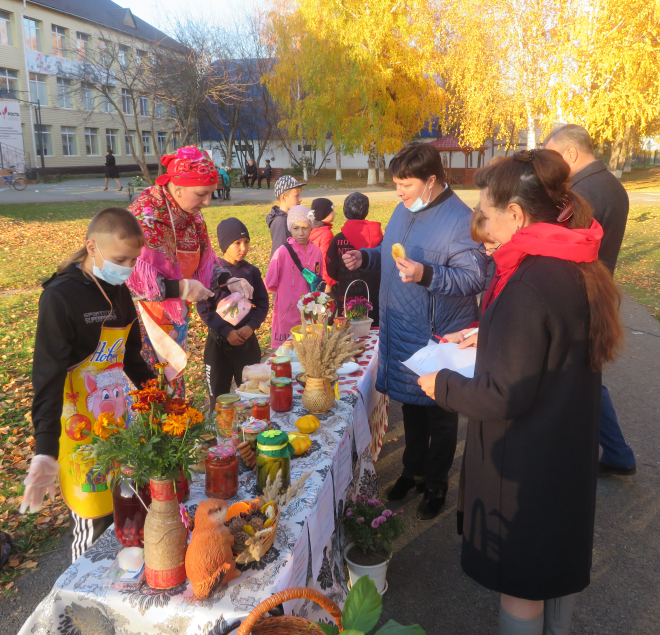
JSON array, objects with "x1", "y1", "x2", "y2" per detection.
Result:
[
  {"x1": 144, "y1": 478, "x2": 188, "y2": 589},
  {"x1": 302, "y1": 377, "x2": 335, "y2": 414}
]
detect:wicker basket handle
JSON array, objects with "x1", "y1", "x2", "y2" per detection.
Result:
[
  {"x1": 236, "y1": 587, "x2": 343, "y2": 634},
  {"x1": 343, "y1": 279, "x2": 369, "y2": 316}
]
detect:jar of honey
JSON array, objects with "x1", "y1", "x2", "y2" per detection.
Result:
[
  {"x1": 252, "y1": 399, "x2": 271, "y2": 423},
  {"x1": 216, "y1": 394, "x2": 240, "y2": 440},
  {"x1": 270, "y1": 356, "x2": 292, "y2": 379},
  {"x1": 205, "y1": 443, "x2": 239, "y2": 499},
  {"x1": 270, "y1": 377, "x2": 293, "y2": 412}
]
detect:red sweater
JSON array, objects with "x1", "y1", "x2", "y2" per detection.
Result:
[{"x1": 310, "y1": 222, "x2": 336, "y2": 285}]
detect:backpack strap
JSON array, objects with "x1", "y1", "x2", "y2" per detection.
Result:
[{"x1": 284, "y1": 242, "x2": 305, "y2": 274}]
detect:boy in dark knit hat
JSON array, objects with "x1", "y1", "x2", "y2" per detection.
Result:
[
  {"x1": 309, "y1": 197, "x2": 337, "y2": 290},
  {"x1": 326, "y1": 192, "x2": 383, "y2": 324},
  {"x1": 197, "y1": 218, "x2": 269, "y2": 406}
]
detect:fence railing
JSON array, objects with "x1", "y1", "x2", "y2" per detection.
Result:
[{"x1": 0, "y1": 143, "x2": 31, "y2": 172}]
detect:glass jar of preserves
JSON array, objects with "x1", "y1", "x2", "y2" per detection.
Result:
[
  {"x1": 112, "y1": 475, "x2": 151, "y2": 547},
  {"x1": 252, "y1": 399, "x2": 271, "y2": 423},
  {"x1": 255, "y1": 430, "x2": 295, "y2": 494},
  {"x1": 205, "y1": 443, "x2": 239, "y2": 499},
  {"x1": 232, "y1": 402, "x2": 252, "y2": 447},
  {"x1": 216, "y1": 394, "x2": 240, "y2": 440},
  {"x1": 241, "y1": 419, "x2": 269, "y2": 453},
  {"x1": 270, "y1": 377, "x2": 293, "y2": 412},
  {"x1": 271, "y1": 356, "x2": 292, "y2": 379}
]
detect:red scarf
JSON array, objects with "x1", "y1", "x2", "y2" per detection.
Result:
[
  {"x1": 491, "y1": 220, "x2": 603, "y2": 301},
  {"x1": 154, "y1": 146, "x2": 218, "y2": 187}
]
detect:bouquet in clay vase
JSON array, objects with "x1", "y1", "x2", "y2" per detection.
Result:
[
  {"x1": 342, "y1": 495, "x2": 405, "y2": 594},
  {"x1": 91, "y1": 362, "x2": 206, "y2": 589},
  {"x1": 292, "y1": 314, "x2": 362, "y2": 414}
]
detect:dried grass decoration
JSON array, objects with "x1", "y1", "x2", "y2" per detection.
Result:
[{"x1": 292, "y1": 314, "x2": 362, "y2": 380}]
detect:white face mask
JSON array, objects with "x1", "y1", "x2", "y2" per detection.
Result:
[
  {"x1": 92, "y1": 243, "x2": 135, "y2": 285},
  {"x1": 405, "y1": 179, "x2": 433, "y2": 213}
]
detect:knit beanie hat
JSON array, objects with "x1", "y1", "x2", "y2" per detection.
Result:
[
  {"x1": 286, "y1": 205, "x2": 313, "y2": 232},
  {"x1": 217, "y1": 217, "x2": 250, "y2": 252},
  {"x1": 343, "y1": 192, "x2": 370, "y2": 220},
  {"x1": 310, "y1": 198, "x2": 335, "y2": 222}
]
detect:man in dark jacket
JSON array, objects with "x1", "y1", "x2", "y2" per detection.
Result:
[
  {"x1": 258, "y1": 159, "x2": 272, "y2": 189},
  {"x1": 242, "y1": 159, "x2": 258, "y2": 188},
  {"x1": 545, "y1": 124, "x2": 636, "y2": 476}
]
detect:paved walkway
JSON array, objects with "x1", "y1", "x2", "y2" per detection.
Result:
[
  {"x1": 1, "y1": 176, "x2": 659, "y2": 207},
  {"x1": 2, "y1": 294, "x2": 659, "y2": 635}
]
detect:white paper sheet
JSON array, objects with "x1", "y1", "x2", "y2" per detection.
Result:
[{"x1": 402, "y1": 340, "x2": 476, "y2": 378}]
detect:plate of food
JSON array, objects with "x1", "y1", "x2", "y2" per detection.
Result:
[{"x1": 236, "y1": 379, "x2": 271, "y2": 401}]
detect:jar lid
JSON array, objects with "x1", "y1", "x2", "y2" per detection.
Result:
[
  {"x1": 243, "y1": 419, "x2": 269, "y2": 434},
  {"x1": 254, "y1": 398, "x2": 271, "y2": 406},
  {"x1": 257, "y1": 429, "x2": 295, "y2": 458},
  {"x1": 217, "y1": 394, "x2": 240, "y2": 405},
  {"x1": 207, "y1": 443, "x2": 236, "y2": 460},
  {"x1": 234, "y1": 402, "x2": 251, "y2": 411},
  {"x1": 272, "y1": 356, "x2": 291, "y2": 364},
  {"x1": 271, "y1": 377, "x2": 292, "y2": 387}
]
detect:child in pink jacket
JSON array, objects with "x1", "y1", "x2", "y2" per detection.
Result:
[{"x1": 265, "y1": 206, "x2": 324, "y2": 348}]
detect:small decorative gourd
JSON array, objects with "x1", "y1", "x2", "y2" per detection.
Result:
[
  {"x1": 295, "y1": 415, "x2": 320, "y2": 434},
  {"x1": 287, "y1": 432, "x2": 312, "y2": 456}
]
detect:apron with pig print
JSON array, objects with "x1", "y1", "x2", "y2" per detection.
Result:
[{"x1": 58, "y1": 283, "x2": 135, "y2": 519}]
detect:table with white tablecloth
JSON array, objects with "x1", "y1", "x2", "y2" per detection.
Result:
[{"x1": 19, "y1": 331, "x2": 388, "y2": 635}]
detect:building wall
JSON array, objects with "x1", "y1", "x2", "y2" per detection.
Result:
[{"x1": 0, "y1": 0, "x2": 178, "y2": 171}]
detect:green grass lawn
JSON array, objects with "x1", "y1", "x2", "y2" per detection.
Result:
[{"x1": 0, "y1": 197, "x2": 657, "y2": 597}]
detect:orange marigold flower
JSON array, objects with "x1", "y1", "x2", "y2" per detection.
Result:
[
  {"x1": 93, "y1": 413, "x2": 124, "y2": 440},
  {"x1": 73, "y1": 420, "x2": 89, "y2": 440},
  {"x1": 154, "y1": 362, "x2": 169, "y2": 369},
  {"x1": 164, "y1": 398, "x2": 189, "y2": 415},
  {"x1": 143, "y1": 379, "x2": 160, "y2": 389},
  {"x1": 186, "y1": 407, "x2": 204, "y2": 425},
  {"x1": 162, "y1": 414, "x2": 188, "y2": 437},
  {"x1": 131, "y1": 402, "x2": 150, "y2": 413}
]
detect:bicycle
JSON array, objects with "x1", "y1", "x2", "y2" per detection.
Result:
[{"x1": 0, "y1": 169, "x2": 28, "y2": 191}]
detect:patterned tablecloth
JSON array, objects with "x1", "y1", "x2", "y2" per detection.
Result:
[{"x1": 19, "y1": 331, "x2": 388, "y2": 635}]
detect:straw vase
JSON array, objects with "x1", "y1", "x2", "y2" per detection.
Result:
[
  {"x1": 144, "y1": 478, "x2": 188, "y2": 589},
  {"x1": 302, "y1": 377, "x2": 335, "y2": 414}
]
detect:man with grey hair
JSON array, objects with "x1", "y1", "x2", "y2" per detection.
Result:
[{"x1": 545, "y1": 124, "x2": 636, "y2": 477}]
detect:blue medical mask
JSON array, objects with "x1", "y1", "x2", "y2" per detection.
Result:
[
  {"x1": 92, "y1": 243, "x2": 135, "y2": 285},
  {"x1": 406, "y1": 179, "x2": 432, "y2": 213}
]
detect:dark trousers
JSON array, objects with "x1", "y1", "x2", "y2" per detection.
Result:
[
  {"x1": 401, "y1": 403, "x2": 459, "y2": 492},
  {"x1": 258, "y1": 175, "x2": 271, "y2": 189},
  {"x1": 242, "y1": 174, "x2": 257, "y2": 187},
  {"x1": 600, "y1": 384, "x2": 636, "y2": 467},
  {"x1": 204, "y1": 331, "x2": 261, "y2": 408}
]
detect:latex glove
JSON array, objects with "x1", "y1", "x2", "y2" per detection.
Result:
[
  {"x1": 181, "y1": 279, "x2": 214, "y2": 302},
  {"x1": 20, "y1": 455, "x2": 60, "y2": 514},
  {"x1": 227, "y1": 277, "x2": 254, "y2": 300}
]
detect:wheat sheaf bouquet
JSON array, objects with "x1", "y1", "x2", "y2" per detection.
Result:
[{"x1": 292, "y1": 314, "x2": 362, "y2": 379}]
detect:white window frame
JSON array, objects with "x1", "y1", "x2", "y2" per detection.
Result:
[
  {"x1": 157, "y1": 131, "x2": 167, "y2": 154},
  {"x1": 34, "y1": 124, "x2": 52, "y2": 156},
  {"x1": 154, "y1": 99, "x2": 163, "y2": 118},
  {"x1": 23, "y1": 17, "x2": 40, "y2": 51},
  {"x1": 61, "y1": 126, "x2": 77, "y2": 156},
  {"x1": 121, "y1": 88, "x2": 132, "y2": 114},
  {"x1": 118, "y1": 45, "x2": 129, "y2": 70},
  {"x1": 125, "y1": 131, "x2": 136, "y2": 156},
  {"x1": 0, "y1": 68, "x2": 18, "y2": 99},
  {"x1": 142, "y1": 131, "x2": 152, "y2": 155},
  {"x1": 0, "y1": 11, "x2": 13, "y2": 47},
  {"x1": 139, "y1": 96, "x2": 149, "y2": 116},
  {"x1": 81, "y1": 82, "x2": 95, "y2": 111},
  {"x1": 84, "y1": 127, "x2": 99, "y2": 156},
  {"x1": 56, "y1": 76, "x2": 73, "y2": 108},
  {"x1": 29, "y1": 72, "x2": 47, "y2": 105},
  {"x1": 52, "y1": 25, "x2": 66, "y2": 57},
  {"x1": 106, "y1": 129, "x2": 119, "y2": 155},
  {"x1": 102, "y1": 87, "x2": 115, "y2": 113},
  {"x1": 171, "y1": 132, "x2": 180, "y2": 150},
  {"x1": 76, "y1": 31, "x2": 89, "y2": 61}
]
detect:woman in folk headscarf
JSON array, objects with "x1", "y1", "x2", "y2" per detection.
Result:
[{"x1": 127, "y1": 146, "x2": 252, "y2": 395}]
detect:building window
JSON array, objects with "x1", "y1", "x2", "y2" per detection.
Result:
[
  {"x1": 139, "y1": 96, "x2": 149, "y2": 116},
  {"x1": 81, "y1": 82, "x2": 95, "y2": 110},
  {"x1": 154, "y1": 99, "x2": 163, "y2": 118},
  {"x1": 98, "y1": 39, "x2": 110, "y2": 67},
  {"x1": 56, "y1": 77, "x2": 73, "y2": 108},
  {"x1": 171, "y1": 132, "x2": 180, "y2": 150},
  {"x1": 135, "y1": 49, "x2": 146, "y2": 68},
  {"x1": 121, "y1": 88, "x2": 132, "y2": 114},
  {"x1": 125, "y1": 131, "x2": 136, "y2": 155},
  {"x1": 23, "y1": 17, "x2": 40, "y2": 51},
  {"x1": 106, "y1": 129, "x2": 118, "y2": 154},
  {"x1": 0, "y1": 68, "x2": 18, "y2": 99},
  {"x1": 102, "y1": 88, "x2": 115, "y2": 113},
  {"x1": 34, "y1": 124, "x2": 52, "y2": 156},
  {"x1": 76, "y1": 32, "x2": 89, "y2": 61},
  {"x1": 29, "y1": 72, "x2": 47, "y2": 105},
  {"x1": 61, "y1": 126, "x2": 77, "y2": 156},
  {"x1": 0, "y1": 11, "x2": 13, "y2": 47},
  {"x1": 142, "y1": 131, "x2": 152, "y2": 155},
  {"x1": 119, "y1": 45, "x2": 129, "y2": 70},
  {"x1": 84, "y1": 127, "x2": 99, "y2": 155},
  {"x1": 52, "y1": 25, "x2": 66, "y2": 57},
  {"x1": 157, "y1": 131, "x2": 167, "y2": 154}
]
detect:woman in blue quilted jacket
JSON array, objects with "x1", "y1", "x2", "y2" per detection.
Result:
[{"x1": 344, "y1": 143, "x2": 486, "y2": 519}]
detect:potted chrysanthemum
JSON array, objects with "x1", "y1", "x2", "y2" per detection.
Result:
[
  {"x1": 345, "y1": 295, "x2": 374, "y2": 338},
  {"x1": 343, "y1": 495, "x2": 405, "y2": 594}
]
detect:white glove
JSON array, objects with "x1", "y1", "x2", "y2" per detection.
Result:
[
  {"x1": 227, "y1": 277, "x2": 254, "y2": 300},
  {"x1": 20, "y1": 455, "x2": 60, "y2": 514},
  {"x1": 181, "y1": 279, "x2": 214, "y2": 302}
]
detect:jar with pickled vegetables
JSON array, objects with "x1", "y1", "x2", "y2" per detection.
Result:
[
  {"x1": 270, "y1": 356, "x2": 292, "y2": 379},
  {"x1": 241, "y1": 419, "x2": 268, "y2": 453},
  {"x1": 270, "y1": 377, "x2": 293, "y2": 413},
  {"x1": 205, "y1": 443, "x2": 239, "y2": 499},
  {"x1": 232, "y1": 402, "x2": 252, "y2": 447},
  {"x1": 252, "y1": 399, "x2": 271, "y2": 423},
  {"x1": 255, "y1": 429, "x2": 295, "y2": 494},
  {"x1": 216, "y1": 394, "x2": 240, "y2": 440}
]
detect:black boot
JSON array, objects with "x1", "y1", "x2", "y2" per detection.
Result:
[
  {"x1": 385, "y1": 476, "x2": 425, "y2": 501},
  {"x1": 416, "y1": 489, "x2": 446, "y2": 520}
]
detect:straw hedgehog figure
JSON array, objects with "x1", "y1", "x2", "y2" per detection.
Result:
[{"x1": 185, "y1": 499, "x2": 241, "y2": 599}]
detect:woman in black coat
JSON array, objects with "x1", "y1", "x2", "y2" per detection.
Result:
[
  {"x1": 104, "y1": 149, "x2": 122, "y2": 191},
  {"x1": 419, "y1": 149, "x2": 623, "y2": 635}
]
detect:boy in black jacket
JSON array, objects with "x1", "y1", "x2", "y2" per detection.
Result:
[{"x1": 198, "y1": 218, "x2": 269, "y2": 407}]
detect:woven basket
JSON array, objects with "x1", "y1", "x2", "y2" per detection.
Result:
[{"x1": 236, "y1": 587, "x2": 343, "y2": 635}]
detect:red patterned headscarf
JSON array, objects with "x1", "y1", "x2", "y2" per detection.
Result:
[{"x1": 155, "y1": 146, "x2": 218, "y2": 187}]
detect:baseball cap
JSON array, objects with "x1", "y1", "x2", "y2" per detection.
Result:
[{"x1": 274, "y1": 175, "x2": 307, "y2": 199}]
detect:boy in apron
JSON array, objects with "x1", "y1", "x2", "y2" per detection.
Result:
[{"x1": 22, "y1": 208, "x2": 155, "y2": 562}]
